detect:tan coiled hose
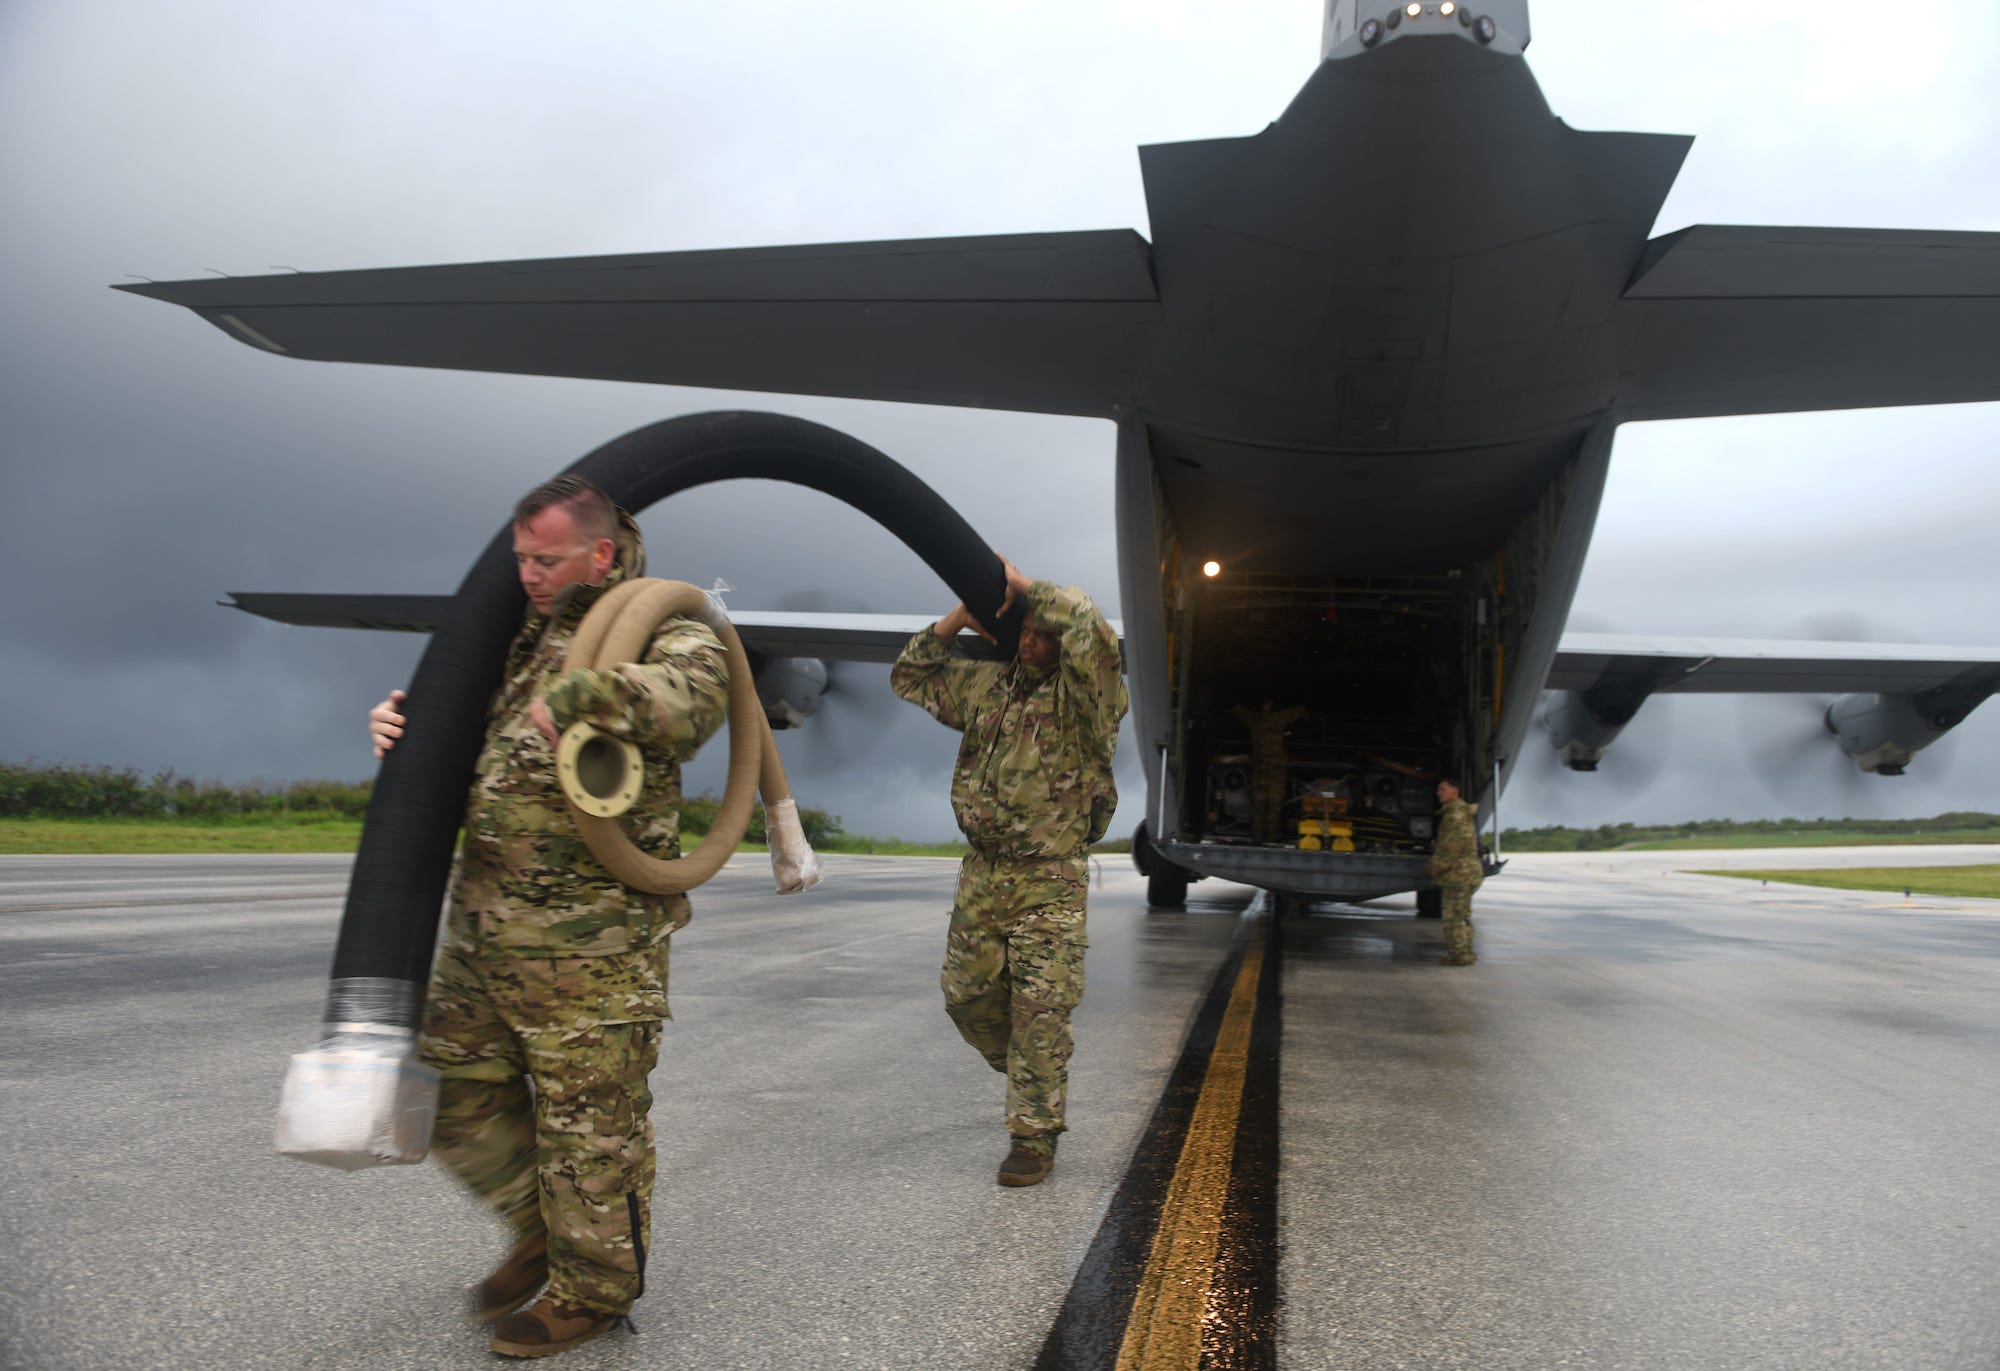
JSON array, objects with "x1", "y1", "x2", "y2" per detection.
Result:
[{"x1": 553, "y1": 577, "x2": 800, "y2": 894}]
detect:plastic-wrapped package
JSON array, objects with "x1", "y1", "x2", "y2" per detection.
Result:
[
  {"x1": 765, "y1": 796, "x2": 822, "y2": 894},
  {"x1": 688, "y1": 583, "x2": 822, "y2": 896},
  {"x1": 274, "y1": 1027, "x2": 439, "y2": 1172}
]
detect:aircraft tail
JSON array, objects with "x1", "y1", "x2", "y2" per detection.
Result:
[{"x1": 1322, "y1": 0, "x2": 1529, "y2": 60}]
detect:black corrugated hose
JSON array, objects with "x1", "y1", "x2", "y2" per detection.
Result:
[{"x1": 321, "y1": 410, "x2": 1021, "y2": 1034}]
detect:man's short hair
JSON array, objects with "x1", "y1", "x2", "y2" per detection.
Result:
[{"x1": 514, "y1": 475, "x2": 617, "y2": 544}]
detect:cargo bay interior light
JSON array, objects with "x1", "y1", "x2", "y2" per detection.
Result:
[{"x1": 1202, "y1": 560, "x2": 1222, "y2": 578}]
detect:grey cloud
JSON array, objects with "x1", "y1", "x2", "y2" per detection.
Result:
[{"x1": 4, "y1": 1, "x2": 1995, "y2": 843}]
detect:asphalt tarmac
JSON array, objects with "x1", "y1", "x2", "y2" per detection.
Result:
[{"x1": 1, "y1": 847, "x2": 1995, "y2": 1369}]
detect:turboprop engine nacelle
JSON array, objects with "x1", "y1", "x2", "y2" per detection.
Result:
[
  {"x1": 1824, "y1": 692, "x2": 1953, "y2": 775},
  {"x1": 754, "y1": 655, "x2": 829, "y2": 730},
  {"x1": 1541, "y1": 686, "x2": 1647, "y2": 771}
]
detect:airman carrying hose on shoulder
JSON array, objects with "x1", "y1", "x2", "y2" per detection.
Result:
[
  {"x1": 891, "y1": 557, "x2": 1126, "y2": 1187},
  {"x1": 369, "y1": 476, "x2": 727, "y2": 1358}
]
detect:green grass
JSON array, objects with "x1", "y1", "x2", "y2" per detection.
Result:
[
  {"x1": 1695, "y1": 865, "x2": 2000, "y2": 900},
  {"x1": 0, "y1": 815, "x2": 969, "y2": 858},
  {"x1": 815, "y1": 837, "x2": 966, "y2": 857},
  {"x1": 1622, "y1": 829, "x2": 2000, "y2": 852},
  {"x1": 1502, "y1": 813, "x2": 2000, "y2": 852},
  {"x1": 0, "y1": 815, "x2": 367, "y2": 854}
]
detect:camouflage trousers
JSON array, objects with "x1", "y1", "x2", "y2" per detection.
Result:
[
  {"x1": 1252, "y1": 773, "x2": 1287, "y2": 844},
  {"x1": 944, "y1": 850, "x2": 1089, "y2": 1152},
  {"x1": 1440, "y1": 882, "x2": 1478, "y2": 963},
  {"x1": 419, "y1": 938, "x2": 670, "y2": 1314}
]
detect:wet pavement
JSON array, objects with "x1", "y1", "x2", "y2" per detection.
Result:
[{"x1": 0, "y1": 848, "x2": 1994, "y2": 1368}]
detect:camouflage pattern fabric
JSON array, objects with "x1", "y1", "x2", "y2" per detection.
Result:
[
  {"x1": 445, "y1": 514, "x2": 729, "y2": 958},
  {"x1": 941, "y1": 852, "x2": 1089, "y2": 1150},
  {"x1": 421, "y1": 940, "x2": 668, "y2": 1313},
  {"x1": 421, "y1": 511, "x2": 726, "y2": 1316},
  {"x1": 894, "y1": 580, "x2": 1124, "y2": 1150},
  {"x1": 1232, "y1": 705, "x2": 1306, "y2": 843},
  {"x1": 890, "y1": 581, "x2": 1127, "y2": 859},
  {"x1": 1426, "y1": 797, "x2": 1484, "y2": 964},
  {"x1": 1440, "y1": 886, "x2": 1476, "y2": 964}
]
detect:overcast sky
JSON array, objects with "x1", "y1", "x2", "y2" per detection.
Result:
[{"x1": 3, "y1": 0, "x2": 1996, "y2": 841}]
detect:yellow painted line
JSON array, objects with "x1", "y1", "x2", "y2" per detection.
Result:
[{"x1": 1114, "y1": 932, "x2": 1266, "y2": 1371}]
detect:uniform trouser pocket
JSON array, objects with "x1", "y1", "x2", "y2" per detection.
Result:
[
  {"x1": 419, "y1": 942, "x2": 665, "y2": 1312},
  {"x1": 523, "y1": 1020, "x2": 662, "y2": 1312}
]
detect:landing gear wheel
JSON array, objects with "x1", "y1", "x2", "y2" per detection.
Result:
[
  {"x1": 1148, "y1": 868, "x2": 1190, "y2": 909},
  {"x1": 1416, "y1": 887, "x2": 1443, "y2": 919}
]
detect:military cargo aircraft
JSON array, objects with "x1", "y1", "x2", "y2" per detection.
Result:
[{"x1": 120, "y1": 0, "x2": 2000, "y2": 908}]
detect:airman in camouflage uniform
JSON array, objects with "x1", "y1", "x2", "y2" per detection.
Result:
[
  {"x1": 891, "y1": 558, "x2": 1126, "y2": 1187},
  {"x1": 1424, "y1": 779, "x2": 1484, "y2": 966},
  {"x1": 369, "y1": 477, "x2": 727, "y2": 1357},
  {"x1": 1232, "y1": 702, "x2": 1307, "y2": 842}
]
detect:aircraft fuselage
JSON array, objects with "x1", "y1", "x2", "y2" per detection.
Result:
[{"x1": 1118, "y1": 33, "x2": 1655, "y2": 898}]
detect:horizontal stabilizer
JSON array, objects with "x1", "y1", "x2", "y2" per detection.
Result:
[
  {"x1": 121, "y1": 232, "x2": 1159, "y2": 417},
  {"x1": 1616, "y1": 225, "x2": 2000, "y2": 419}
]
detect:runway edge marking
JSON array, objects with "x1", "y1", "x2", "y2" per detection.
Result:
[{"x1": 1034, "y1": 914, "x2": 1283, "y2": 1371}]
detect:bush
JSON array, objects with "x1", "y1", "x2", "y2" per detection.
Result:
[
  {"x1": 677, "y1": 791, "x2": 843, "y2": 846},
  {"x1": 0, "y1": 760, "x2": 372, "y2": 819}
]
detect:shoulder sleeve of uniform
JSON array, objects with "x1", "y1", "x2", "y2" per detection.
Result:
[
  {"x1": 1028, "y1": 580, "x2": 1127, "y2": 749},
  {"x1": 543, "y1": 617, "x2": 729, "y2": 759},
  {"x1": 891, "y1": 626, "x2": 979, "y2": 730}
]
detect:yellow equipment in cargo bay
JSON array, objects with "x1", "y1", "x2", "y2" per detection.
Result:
[{"x1": 1296, "y1": 793, "x2": 1355, "y2": 851}]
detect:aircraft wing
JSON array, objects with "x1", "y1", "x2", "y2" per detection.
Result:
[
  {"x1": 1548, "y1": 632, "x2": 2000, "y2": 696},
  {"x1": 727, "y1": 611, "x2": 948, "y2": 663},
  {"x1": 224, "y1": 594, "x2": 1119, "y2": 664},
  {"x1": 117, "y1": 231, "x2": 1157, "y2": 417},
  {"x1": 1615, "y1": 225, "x2": 2000, "y2": 420},
  {"x1": 231, "y1": 599, "x2": 1992, "y2": 703},
  {"x1": 224, "y1": 593, "x2": 452, "y2": 633},
  {"x1": 725, "y1": 610, "x2": 1126, "y2": 664}
]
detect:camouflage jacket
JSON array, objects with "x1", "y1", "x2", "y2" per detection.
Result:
[
  {"x1": 446, "y1": 512, "x2": 729, "y2": 958},
  {"x1": 891, "y1": 580, "x2": 1127, "y2": 860},
  {"x1": 1425, "y1": 797, "x2": 1484, "y2": 887},
  {"x1": 1232, "y1": 705, "x2": 1306, "y2": 763}
]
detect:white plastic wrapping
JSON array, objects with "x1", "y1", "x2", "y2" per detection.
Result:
[
  {"x1": 274, "y1": 1032, "x2": 440, "y2": 1171},
  {"x1": 698, "y1": 578, "x2": 735, "y2": 629},
  {"x1": 765, "y1": 797, "x2": 822, "y2": 894}
]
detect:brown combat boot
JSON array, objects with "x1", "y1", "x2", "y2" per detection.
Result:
[
  {"x1": 997, "y1": 1140, "x2": 1056, "y2": 1188},
  {"x1": 474, "y1": 1233, "x2": 548, "y2": 1321},
  {"x1": 488, "y1": 1296, "x2": 625, "y2": 1359}
]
